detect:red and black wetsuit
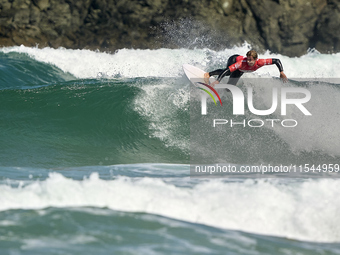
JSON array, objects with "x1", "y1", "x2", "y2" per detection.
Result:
[{"x1": 208, "y1": 54, "x2": 284, "y2": 85}]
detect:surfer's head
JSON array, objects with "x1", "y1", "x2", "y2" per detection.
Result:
[{"x1": 246, "y1": 50, "x2": 258, "y2": 66}]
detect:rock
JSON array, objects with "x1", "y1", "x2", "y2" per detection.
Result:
[
  {"x1": 0, "y1": 0, "x2": 338, "y2": 56},
  {"x1": 32, "y1": 0, "x2": 50, "y2": 11},
  {"x1": 312, "y1": 0, "x2": 340, "y2": 53}
]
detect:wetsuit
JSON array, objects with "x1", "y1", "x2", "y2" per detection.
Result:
[{"x1": 208, "y1": 55, "x2": 284, "y2": 85}]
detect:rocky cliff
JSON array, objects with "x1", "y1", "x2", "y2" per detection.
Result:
[{"x1": 0, "y1": 0, "x2": 339, "y2": 56}]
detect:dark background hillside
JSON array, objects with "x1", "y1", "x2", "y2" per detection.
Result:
[{"x1": 0, "y1": 0, "x2": 339, "y2": 56}]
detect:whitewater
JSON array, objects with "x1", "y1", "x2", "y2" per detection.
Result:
[{"x1": 0, "y1": 44, "x2": 340, "y2": 254}]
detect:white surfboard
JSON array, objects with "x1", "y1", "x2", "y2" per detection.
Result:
[
  {"x1": 182, "y1": 64, "x2": 215, "y2": 85},
  {"x1": 182, "y1": 64, "x2": 223, "y2": 110}
]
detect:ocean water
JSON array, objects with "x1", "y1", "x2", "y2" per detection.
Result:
[{"x1": 1, "y1": 44, "x2": 340, "y2": 254}]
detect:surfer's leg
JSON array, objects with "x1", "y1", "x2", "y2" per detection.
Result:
[
  {"x1": 226, "y1": 54, "x2": 240, "y2": 68},
  {"x1": 227, "y1": 70, "x2": 244, "y2": 85},
  {"x1": 208, "y1": 54, "x2": 240, "y2": 82},
  {"x1": 208, "y1": 69, "x2": 224, "y2": 76}
]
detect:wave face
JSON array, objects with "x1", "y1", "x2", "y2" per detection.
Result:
[
  {"x1": 0, "y1": 47, "x2": 193, "y2": 167},
  {"x1": 0, "y1": 75, "x2": 190, "y2": 167},
  {"x1": 1, "y1": 45, "x2": 340, "y2": 167},
  {"x1": 1, "y1": 45, "x2": 340, "y2": 253}
]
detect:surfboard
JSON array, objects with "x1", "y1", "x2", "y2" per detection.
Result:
[
  {"x1": 183, "y1": 64, "x2": 222, "y2": 107},
  {"x1": 182, "y1": 64, "x2": 216, "y2": 86}
]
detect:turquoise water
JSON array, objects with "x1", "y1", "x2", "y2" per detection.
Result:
[
  {"x1": 0, "y1": 51, "x2": 188, "y2": 167},
  {"x1": 1, "y1": 46, "x2": 340, "y2": 254}
]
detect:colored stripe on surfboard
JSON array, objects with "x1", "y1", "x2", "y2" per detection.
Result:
[
  {"x1": 197, "y1": 82, "x2": 223, "y2": 106},
  {"x1": 198, "y1": 88, "x2": 217, "y2": 105}
]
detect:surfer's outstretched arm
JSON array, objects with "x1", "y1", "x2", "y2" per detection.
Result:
[
  {"x1": 279, "y1": 71, "x2": 288, "y2": 82},
  {"x1": 272, "y1": 58, "x2": 288, "y2": 82}
]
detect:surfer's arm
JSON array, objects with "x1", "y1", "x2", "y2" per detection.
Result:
[
  {"x1": 279, "y1": 71, "x2": 288, "y2": 82},
  {"x1": 272, "y1": 59, "x2": 284, "y2": 72},
  {"x1": 272, "y1": 59, "x2": 288, "y2": 82}
]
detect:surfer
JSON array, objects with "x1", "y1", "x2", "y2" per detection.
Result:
[{"x1": 204, "y1": 50, "x2": 288, "y2": 86}]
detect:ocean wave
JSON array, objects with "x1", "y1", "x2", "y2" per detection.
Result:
[
  {"x1": 1, "y1": 168, "x2": 340, "y2": 243},
  {"x1": 0, "y1": 45, "x2": 339, "y2": 167},
  {"x1": 1, "y1": 44, "x2": 340, "y2": 80}
]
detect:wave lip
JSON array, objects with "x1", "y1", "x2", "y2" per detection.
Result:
[{"x1": 2, "y1": 44, "x2": 339, "y2": 80}]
